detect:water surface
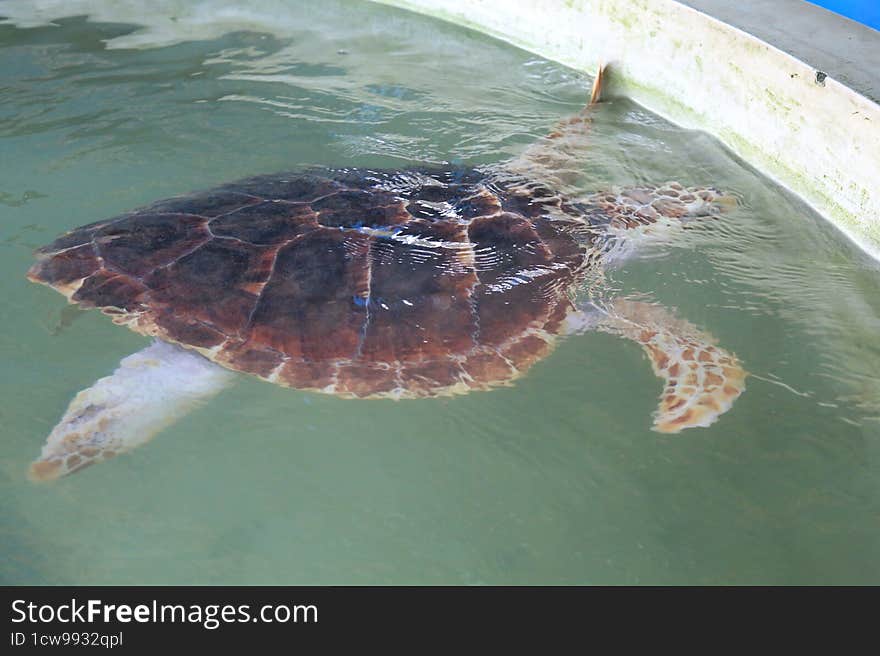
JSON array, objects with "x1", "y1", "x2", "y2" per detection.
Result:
[{"x1": 1, "y1": 0, "x2": 879, "y2": 585}]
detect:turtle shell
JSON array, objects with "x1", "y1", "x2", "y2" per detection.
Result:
[{"x1": 28, "y1": 167, "x2": 594, "y2": 398}]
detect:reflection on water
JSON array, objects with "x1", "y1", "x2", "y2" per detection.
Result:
[{"x1": 1, "y1": 0, "x2": 879, "y2": 584}]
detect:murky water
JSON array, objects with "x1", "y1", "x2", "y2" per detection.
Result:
[{"x1": 2, "y1": 0, "x2": 879, "y2": 585}]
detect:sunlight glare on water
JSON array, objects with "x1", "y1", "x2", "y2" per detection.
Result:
[{"x1": 1, "y1": 0, "x2": 879, "y2": 584}]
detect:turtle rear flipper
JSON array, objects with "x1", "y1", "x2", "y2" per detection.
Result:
[
  {"x1": 29, "y1": 341, "x2": 234, "y2": 482},
  {"x1": 597, "y1": 299, "x2": 746, "y2": 432}
]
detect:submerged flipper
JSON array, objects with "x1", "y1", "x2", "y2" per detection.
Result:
[
  {"x1": 596, "y1": 299, "x2": 746, "y2": 433},
  {"x1": 505, "y1": 63, "x2": 607, "y2": 187},
  {"x1": 30, "y1": 341, "x2": 234, "y2": 481}
]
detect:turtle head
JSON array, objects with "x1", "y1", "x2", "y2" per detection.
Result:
[
  {"x1": 653, "y1": 184, "x2": 739, "y2": 220},
  {"x1": 696, "y1": 187, "x2": 739, "y2": 216}
]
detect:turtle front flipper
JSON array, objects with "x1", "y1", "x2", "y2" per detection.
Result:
[
  {"x1": 505, "y1": 64, "x2": 606, "y2": 187},
  {"x1": 596, "y1": 299, "x2": 746, "y2": 433}
]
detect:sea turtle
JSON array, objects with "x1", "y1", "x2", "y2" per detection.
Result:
[{"x1": 26, "y1": 68, "x2": 745, "y2": 481}]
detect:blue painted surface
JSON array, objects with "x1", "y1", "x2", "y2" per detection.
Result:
[{"x1": 807, "y1": 0, "x2": 880, "y2": 31}]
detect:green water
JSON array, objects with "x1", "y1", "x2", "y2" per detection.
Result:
[{"x1": 2, "y1": 0, "x2": 879, "y2": 585}]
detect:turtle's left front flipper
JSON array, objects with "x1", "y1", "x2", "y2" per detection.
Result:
[
  {"x1": 596, "y1": 299, "x2": 746, "y2": 432},
  {"x1": 505, "y1": 64, "x2": 606, "y2": 187}
]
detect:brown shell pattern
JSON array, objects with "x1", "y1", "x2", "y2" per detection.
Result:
[{"x1": 28, "y1": 167, "x2": 594, "y2": 398}]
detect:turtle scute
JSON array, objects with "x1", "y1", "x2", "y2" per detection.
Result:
[{"x1": 29, "y1": 167, "x2": 592, "y2": 398}]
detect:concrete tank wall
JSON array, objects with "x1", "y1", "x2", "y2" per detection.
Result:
[{"x1": 373, "y1": 0, "x2": 880, "y2": 260}]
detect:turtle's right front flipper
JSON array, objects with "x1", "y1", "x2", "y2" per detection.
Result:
[{"x1": 596, "y1": 299, "x2": 746, "y2": 433}]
